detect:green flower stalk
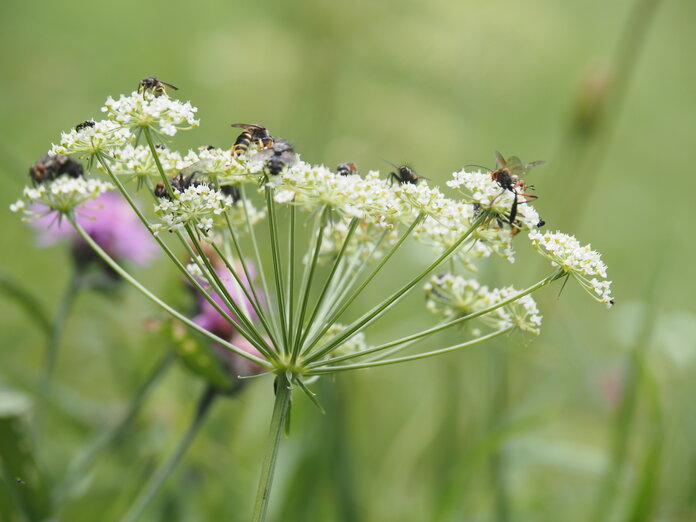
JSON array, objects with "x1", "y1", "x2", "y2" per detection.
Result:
[{"x1": 12, "y1": 79, "x2": 614, "y2": 521}]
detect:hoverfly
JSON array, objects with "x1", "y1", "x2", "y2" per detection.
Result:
[
  {"x1": 138, "y1": 76, "x2": 178, "y2": 97},
  {"x1": 230, "y1": 123, "x2": 274, "y2": 156}
]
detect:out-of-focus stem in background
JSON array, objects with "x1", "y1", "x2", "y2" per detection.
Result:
[{"x1": 547, "y1": 0, "x2": 662, "y2": 228}]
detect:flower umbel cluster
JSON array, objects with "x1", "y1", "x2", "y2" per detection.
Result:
[{"x1": 14, "y1": 80, "x2": 614, "y2": 393}]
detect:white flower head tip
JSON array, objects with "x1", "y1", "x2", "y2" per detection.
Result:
[
  {"x1": 51, "y1": 120, "x2": 132, "y2": 157},
  {"x1": 11, "y1": 176, "x2": 114, "y2": 220},
  {"x1": 530, "y1": 230, "x2": 614, "y2": 307},
  {"x1": 102, "y1": 91, "x2": 199, "y2": 137}
]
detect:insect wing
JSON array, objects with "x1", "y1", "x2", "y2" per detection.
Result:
[
  {"x1": 494, "y1": 151, "x2": 507, "y2": 170},
  {"x1": 231, "y1": 123, "x2": 265, "y2": 131}
]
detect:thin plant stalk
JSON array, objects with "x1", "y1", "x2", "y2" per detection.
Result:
[
  {"x1": 68, "y1": 218, "x2": 270, "y2": 368},
  {"x1": 310, "y1": 327, "x2": 513, "y2": 374},
  {"x1": 292, "y1": 206, "x2": 329, "y2": 360},
  {"x1": 121, "y1": 385, "x2": 218, "y2": 522},
  {"x1": 295, "y1": 217, "x2": 360, "y2": 351},
  {"x1": 251, "y1": 373, "x2": 292, "y2": 522},
  {"x1": 309, "y1": 270, "x2": 561, "y2": 368},
  {"x1": 241, "y1": 185, "x2": 280, "y2": 338},
  {"x1": 304, "y1": 212, "x2": 490, "y2": 363},
  {"x1": 96, "y1": 156, "x2": 273, "y2": 363},
  {"x1": 301, "y1": 213, "x2": 426, "y2": 357},
  {"x1": 40, "y1": 269, "x2": 80, "y2": 393},
  {"x1": 265, "y1": 187, "x2": 289, "y2": 352}
]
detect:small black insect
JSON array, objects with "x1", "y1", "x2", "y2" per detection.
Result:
[
  {"x1": 198, "y1": 145, "x2": 216, "y2": 152},
  {"x1": 384, "y1": 160, "x2": 425, "y2": 185},
  {"x1": 337, "y1": 162, "x2": 358, "y2": 176},
  {"x1": 75, "y1": 120, "x2": 95, "y2": 132},
  {"x1": 220, "y1": 185, "x2": 241, "y2": 203},
  {"x1": 29, "y1": 153, "x2": 83, "y2": 184},
  {"x1": 154, "y1": 164, "x2": 206, "y2": 198},
  {"x1": 230, "y1": 123, "x2": 274, "y2": 156},
  {"x1": 255, "y1": 139, "x2": 298, "y2": 176},
  {"x1": 138, "y1": 76, "x2": 178, "y2": 96}
]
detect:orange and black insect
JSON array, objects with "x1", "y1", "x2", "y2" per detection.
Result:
[
  {"x1": 337, "y1": 162, "x2": 358, "y2": 176},
  {"x1": 75, "y1": 120, "x2": 95, "y2": 132},
  {"x1": 384, "y1": 160, "x2": 426, "y2": 185},
  {"x1": 138, "y1": 76, "x2": 179, "y2": 97},
  {"x1": 465, "y1": 151, "x2": 544, "y2": 232},
  {"x1": 230, "y1": 123, "x2": 274, "y2": 156}
]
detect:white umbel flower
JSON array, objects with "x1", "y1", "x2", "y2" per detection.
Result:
[
  {"x1": 529, "y1": 230, "x2": 614, "y2": 307},
  {"x1": 154, "y1": 185, "x2": 233, "y2": 235},
  {"x1": 10, "y1": 176, "x2": 114, "y2": 220},
  {"x1": 102, "y1": 91, "x2": 199, "y2": 137},
  {"x1": 51, "y1": 120, "x2": 132, "y2": 157},
  {"x1": 447, "y1": 169, "x2": 540, "y2": 230},
  {"x1": 104, "y1": 145, "x2": 198, "y2": 180}
]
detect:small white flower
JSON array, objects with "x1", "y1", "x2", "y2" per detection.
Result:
[
  {"x1": 529, "y1": 230, "x2": 614, "y2": 307},
  {"x1": 11, "y1": 176, "x2": 114, "y2": 220},
  {"x1": 104, "y1": 144, "x2": 198, "y2": 180},
  {"x1": 424, "y1": 274, "x2": 542, "y2": 334},
  {"x1": 51, "y1": 120, "x2": 132, "y2": 157},
  {"x1": 318, "y1": 323, "x2": 369, "y2": 359},
  {"x1": 102, "y1": 91, "x2": 199, "y2": 137},
  {"x1": 154, "y1": 184, "x2": 233, "y2": 236}
]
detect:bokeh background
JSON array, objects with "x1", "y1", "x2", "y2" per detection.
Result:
[{"x1": 2, "y1": 0, "x2": 695, "y2": 520}]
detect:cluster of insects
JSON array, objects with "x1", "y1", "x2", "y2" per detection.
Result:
[{"x1": 141, "y1": 76, "x2": 546, "y2": 234}]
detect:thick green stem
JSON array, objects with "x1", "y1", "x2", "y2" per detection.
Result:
[
  {"x1": 121, "y1": 386, "x2": 217, "y2": 522},
  {"x1": 251, "y1": 374, "x2": 292, "y2": 522},
  {"x1": 142, "y1": 128, "x2": 174, "y2": 197}
]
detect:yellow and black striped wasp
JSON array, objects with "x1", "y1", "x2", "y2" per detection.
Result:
[
  {"x1": 138, "y1": 76, "x2": 179, "y2": 97},
  {"x1": 230, "y1": 123, "x2": 274, "y2": 156}
]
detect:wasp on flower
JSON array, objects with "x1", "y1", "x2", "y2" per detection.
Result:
[{"x1": 12, "y1": 78, "x2": 614, "y2": 522}]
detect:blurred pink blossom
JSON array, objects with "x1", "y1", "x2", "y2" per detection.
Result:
[{"x1": 32, "y1": 191, "x2": 158, "y2": 266}]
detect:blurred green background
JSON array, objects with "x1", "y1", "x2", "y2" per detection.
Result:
[{"x1": 2, "y1": 0, "x2": 695, "y2": 520}]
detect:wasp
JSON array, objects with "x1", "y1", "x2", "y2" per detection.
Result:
[
  {"x1": 154, "y1": 164, "x2": 206, "y2": 198},
  {"x1": 255, "y1": 139, "x2": 298, "y2": 176},
  {"x1": 230, "y1": 123, "x2": 274, "y2": 156},
  {"x1": 138, "y1": 76, "x2": 179, "y2": 97},
  {"x1": 29, "y1": 153, "x2": 83, "y2": 184},
  {"x1": 384, "y1": 160, "x2": 425, "y2": 185},
  {"x1": 466, "y1": 151, "x2": 544, "y2": 229},
  {"x1": 75, "y1": 120, "x2": 95, "y2": 132},
  {"x1": 337, "y1": 161, "x2": 358, "y2": 176}
]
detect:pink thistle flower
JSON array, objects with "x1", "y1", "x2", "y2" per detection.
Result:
[{"x1": 32, "y1": 191, "x2": 158, "y2": 266}]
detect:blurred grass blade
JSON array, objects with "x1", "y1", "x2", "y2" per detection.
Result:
[
  {"x1": 0, "y1": 391, "x2": 52, "y2": 521},
  {"x1": 0, "y1": 271, "x2": 51, "y2": 337},
  {"x1": 624, "y1": 373, "x2": 663, "y2": 522}
]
